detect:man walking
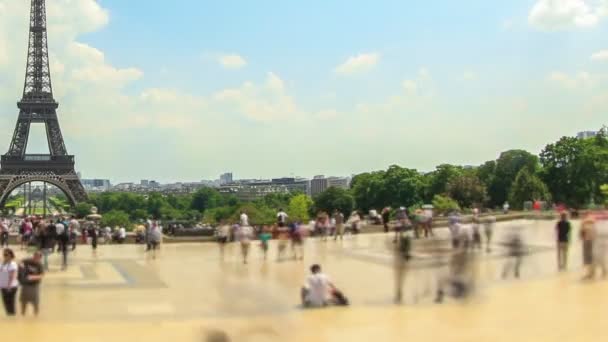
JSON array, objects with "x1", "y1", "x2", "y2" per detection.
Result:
[
  {"x1": 333, "y1": 209, "x2": 345, "y2": 240},
  {"x1": 18, "y1": 251, "x2": 44, "y2": 316},
  {"x1": 556, "y1": 212, "x2": 571, "y2": 271},
  {"x1": 56, "y1": 221, "x2": 69, "y2": 270}
]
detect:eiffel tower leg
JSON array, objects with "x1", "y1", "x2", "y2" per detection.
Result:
[{"x1": 0, "y1": 172, "x2": 86, "y2": 208}]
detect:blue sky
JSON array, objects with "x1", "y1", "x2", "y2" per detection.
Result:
[{"x1": 0, "y1": 0, "x2": 607, "y2": 183}]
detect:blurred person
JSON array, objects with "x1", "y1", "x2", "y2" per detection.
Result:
[
  {"x1": 149, "y1": 221, "x2": 162, "y2": 259},
  {"x1": 593, "y1": 213, "x2": 608, "y2": 279},
  {"x1": 348, "y1": 211, "x2": 361, "y2": 234},
  {"x1": 394, "y1": 207, "x2": 411, "y2": 243},
  {"x1": 448, "y1": 211, "x2": 461, "y2": 248},
  {"x1": 556, "y1": 212, "x2": 572, "y2": 271},
  {"x1": 471, "y1": 216, "x2": 482, "y2": 250},
  {"x1": 484, "y1": 214, "x2": 496, "y2": 253},
  {"x1": 291, "y1": 223, "x2": 305, "y2": 260},
  {"x1": 38, "y1": 222, "x2": 52, "y2": 271},
  {"x1": 240, "y1": 211, "x2": 249, "y2": 227},
  {"x1": 276, "y1": 224, "x2": 289, "y2": 261},
  {"x1": 259, "y1": 226, "x2": 272, "y2": 260},
  {"x1": 502, "y1": 228, "x2": 525, "y2": 279},
  {"x1": 333, "y1": 209, "x2": 345, "y2": 240},
  {"x1": 56, "y1": 220, "x2": 69, "y2": 270},
  {"x1": 145, "y1": 218, "x2": 153, "y2": 251},
  {"x1": 503, "y1": 202, "x2": 510, "y2": 214},
  {"x1": 382, "y1": 207, "x2": 391, "y2": 233},
  {"x1": 315, "y1": 213, "x2": 330, "y2": 241},
  {"x1": 0, "y1": 248, "x2": 18, "y2": 316},
  {"x1": 423, "y1": 207, "x2": 434, "y2": 237},
  {"x1": 18, "y1": 251, "x2": 44, "y2": 316},
  {"x1": 21, "y1": 218, "x2": 33, "y2": 250},
  {"x1": 68, "y1": 216, "x2": 79, "y2": 251},
  {"x1": 237, "y1": 224, "x2": 253, "y2": 264},
  {"x1": 118, "y1": 226, "x2": 126, "y2": 244},
  {"x1": 580, "y1": 214, "x2": 597, "y2": 280},
  {"x1": 88, "y1": 223, "x2": 99, "y2": 252},
  {"x1": 436, "y1": 236, "x2": 475, "y2": 303},
  {"x1": 0, "y1": 219, "x2": 8, "y2": 248},
  {"x1": 217, "y1": 220, "x2": 231, "y2": 259},
  {"x1": 393, "y1": 230, "x2": 412, "y2": 304}
]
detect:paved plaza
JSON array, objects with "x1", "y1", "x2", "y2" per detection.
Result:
[{"x1": 1, "y1": 219, "x2": 606, "y2": 341}]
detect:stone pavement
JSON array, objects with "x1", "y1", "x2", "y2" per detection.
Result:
[{"x1": 0, "y1": 219, "x2": 605, "y2": 341}]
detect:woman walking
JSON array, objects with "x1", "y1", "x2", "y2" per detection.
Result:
[{"x1": 0, "y1": 248, "x2": 19, "y2": 316}]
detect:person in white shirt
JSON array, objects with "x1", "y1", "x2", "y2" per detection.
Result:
[
  {"x1": 118, "y1": 227, "x2": 126, "y2": 244},
  {"x1": 240, "y1": 212, "x2": 249, "y2": 227},
  {"x1": 277, "y1": 209, "x2": 288, "y2": 227},
  {"x1": 238, "y1": 225, "x2": 253, "y2": 264},
  {"x1": 301, "y1": 264, "x2": 335, "y2": 307},
  {"x1": 0, "y1": 248, "x2": 18, "y2": 316}
]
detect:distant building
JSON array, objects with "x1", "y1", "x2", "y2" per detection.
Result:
[
  {"x1": 149, "y1": 180, "x2": 160, "y2": 188},
  {"x1": 82, "y1": 179, "x2": 111, "y2": 192},
  {"x1": 220, "y1": 173, "x2": 233, "y2": 185},
  {"x1": 271, "y1": 177, "x2": 309, "y2": 194},
  {"x1": 577, "y1": 131, "x2": 597, "y2": 139},
  {"x1": 218, "y1": 177, "x2": 309, "y2": 201},
  {"x1": 327, "y1": 176, "x2": 350, "y2": 190},
  {"x1": 141, "y1": 180, "x2": 149, "y2": 187},
  {"x1": 310, "y1": 175, "x2": 329, "y2": 197}
]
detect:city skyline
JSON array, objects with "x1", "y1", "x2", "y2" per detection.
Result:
[{"x1": 0, "y1": 0, "x2": 607, "y2": 182}]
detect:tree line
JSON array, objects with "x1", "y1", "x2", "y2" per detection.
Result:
[{"x1": 74, "y1": 127, "x2": 607, "y2": 228}]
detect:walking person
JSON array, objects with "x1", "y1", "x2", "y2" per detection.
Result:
[
  {"x1": 68, "y1": 216, "x2": 79, "y2": 251},
  {"x1": 39, "y1": 222, "x2": 52, "y2": 271},
  {"x1": 0, "y1": 248, "x2": 18, "y2": 316},
  {"x1": 145, "y1": 218, "x2": 153, "y2": 251},
  {"x1": 149, "y1": 221, "x2": 162, "y2": 259},
  {"x1": 0, "y1": 219, "x2": 9, "y2": 248},
  {"x1": 277, "y1": 209, "x2": 288, "y2": 228},
  {"x1": 502, "y1": 230, "x2": 525, "y2": 279},
  {"x1": 259, "y1": 226, "x2": 272, "y2": 261},
  {"x1": 556, "y1": 212, "x2": 571, "y2": 271},
  {"x1": 88, "y1": 224, "x2": 98, "y2": 254},
  {"x1": 18, "y1": 251, "x2": 44, "y2": 316},
  {"x1": 217, "y1": 220, "x2": 231, "y2": 260},
  {"x1": 394, "y1": 207, "x2": 410, "y2": 243},
  {"x1": 580, "y1": 214, "x2": 597, "y2": 280},
  {"x1": 471, "y1": 216, "x2": 482, "y2": 250},
  {"x1": 333, "y1": 210, "x2": 345, "y2": 241},
  {"x1": 382, "y1": 207, "x2": 391, "y2": 233},
  {"x1": 237, "y1": 224, "x2": 253, "y2": 264},
  {"x1": 393, "y1": 229, "x2": 412, "y2": 304},
  {"x1": 56, "y1": 221, "x2": 69, "y2": 271},
  {"x1": 483, "y1": 214, "x2": 496, "y2": 253}
]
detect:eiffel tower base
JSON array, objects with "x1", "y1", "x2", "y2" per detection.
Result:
[{"x1": 0, "y1": 156, "x2": 87, "y2": 207}]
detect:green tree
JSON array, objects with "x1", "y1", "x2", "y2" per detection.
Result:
[
  {"x1": 313, "y1": 187, "x2": 355, "y2": 217},
  {"x1": 74, "y1": 202, "x2": 93, "y2": 218},
  {"x1": 381, "y1": 165, "x2": 424, "y2": 208},
  {"x1": 287, "y1": 194, "x2": 313, "y2": 223},
  {"x1": 426, "y1": 164, "x2": 464, "y2": 199},
  {"x1": 100, "y1": 210, "x2": 131, "y2": 228},
  {"x1": 350, "y1": 171, "x2": 386, "y2": 211},
  {"x1": 447, "y1": 173, "x2": 487, "y2": 208},
  {"x1": 489, "y1": 150, "x2": 539, "y2": 207},
  {"x1": 508, "y1": 169, "x2": 551, "y2": 209},
  {"x1": 431, "y1": 194, "x2": 460, "y2": 215},
  {"x1": 540, "y1": 131, "x2": 608, "y2": 207},
  {"x1": 191, "y1": 187, "x2": 223, "y2": 213}
]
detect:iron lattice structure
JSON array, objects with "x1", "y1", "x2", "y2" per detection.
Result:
[{"x1": 0, "y1": 0, "x2": 87, "y2": 207}]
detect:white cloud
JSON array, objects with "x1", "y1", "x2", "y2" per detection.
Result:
[
  {"x1": 591, "y1": 50, "x2": 608, "y2": 61},
  {"x1": 334, "y1": 52, "x2": 380, "y2": 75},
  {"x1": 218, "y1": 54, "x2": 247, "y2": 69},
  {"x1": 501, "y1": 19, "x2": 515, "y2": 30},
  {"x1": 529, "y1": 0, "x2": 607, "y2": 30},
  {"x1": 548, "y1": 71, "x2": 597, "y2": 88}
]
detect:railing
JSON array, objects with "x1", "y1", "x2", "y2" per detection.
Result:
[{"x1": 1, "y1": 154, "x2": 74, "y2": 163}]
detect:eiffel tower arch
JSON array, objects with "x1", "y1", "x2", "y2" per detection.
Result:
[{"x1": 0, "y1": 0, "x2": 87, "y2": 208}]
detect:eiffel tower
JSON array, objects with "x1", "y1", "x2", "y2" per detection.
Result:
[{"x1": 0, "y1": 0, "x2": 87, "y2": 207}]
